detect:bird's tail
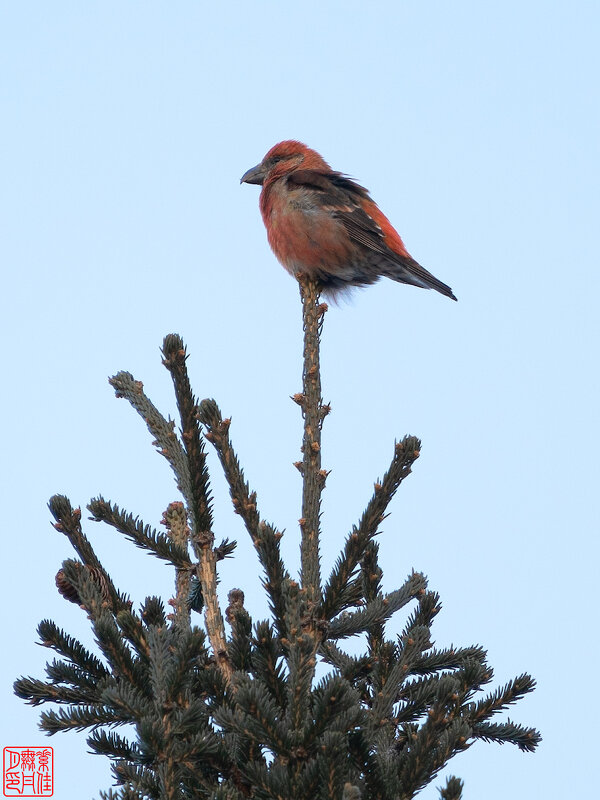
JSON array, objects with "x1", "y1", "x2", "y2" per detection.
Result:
[{"x1": 387, "y1": 256, "x2": 457, "y2": 301}]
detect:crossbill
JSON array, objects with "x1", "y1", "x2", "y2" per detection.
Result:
[{"x1": 241, "y1": 140, "x2": 456, "y2": 301}]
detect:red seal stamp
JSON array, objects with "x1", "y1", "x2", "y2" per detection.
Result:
[{"x1": 3, "y1": 747, "x2": 53, "y2": 797}]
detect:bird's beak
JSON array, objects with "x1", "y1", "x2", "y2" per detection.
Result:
[{"x1": 240, "y1": 162, "x2": 266, "y2": 186}]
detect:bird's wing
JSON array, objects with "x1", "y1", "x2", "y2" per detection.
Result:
[
  {"x1": 286, "y1": 169, "x2": 370, "y2": 199},
  {"x1": 285, "y1": 170, "x2": 394, "y2": 253},
  {"x1": 286, "y1": 169, "x2": 457, "y2": 299}
]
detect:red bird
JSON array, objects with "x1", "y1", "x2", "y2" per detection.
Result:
[{"x1": 241, "y1": 140, "x2": 456, "y2": 301}]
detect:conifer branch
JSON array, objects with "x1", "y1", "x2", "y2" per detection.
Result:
[
  {"x1": 252, "y1": 621, "x2": 287, "y2": 709},
  {"x1": 114, "y1": 608, "x2": 151, "y2": 662},
  {"x1": 110, "y1": 763, "x2": 160, "y2": 798},
  {"x1": 162, "y1": 501, "x2": 193, "y2": 628},
  {"x1": 469, "y1": 673, "x2": 537, "y2": 723},
  {"x1": 45, "y1": 659, "x2": 103, "y2": 694},
  {"x1": 55, "y1": 562, "x2": 113, "y2": 608},
  {"x1": 48, "y1": 496, "x2": 125, "y2": 613},
  {"x1": 40, "y1": 704, "x2": 132, "y2": 734},
  {"x1": 36, "y1": 619, "x2": 109, "y2": 677},
  {"x1": 140, "y1": 596, "x2": 167, "y2": 627},
  {"x1": 317, "y1": 730, "x2": 347, "y2": 799},
  {"x1": 320, "y1": 436, "x2": 421, "y2": 620},
  {"x1": 14, "y1": 676, "x2": 100, "y2": 707},
  {"x1": 161, "y1": 334, "x2": 213, "y2": 542},
  {"x1": 400, "y1": 590, "x2": 442, "y2": 638},
  {"x1": 398, "y1": 711, "x2": 472, "y2": 797},
  {"x1": 195, "y1": 552, "x2": 232, "y2": 681},
  {"x1": 408, "y1": 645, "x2": 487, "y2": 677},
  {"x1": 281, "y1": 579, "x2": 320, "y2": 731},
  {"x1": 19, "y1": 325, "x2": 541, "y2": 798},
  {"x1": 298, "y1": 275, "x2": 328, "y2": 606},
  {"x1": 395, "y1": 676, "x2": 445, "y2": 725},
  {"x1": 440, "y1": 775, "x2": 464, "y2": 800},
  {"x1": 370, "y1": 625, "x2": 433, "y2": 724},
  {"x1": 216, "y1": 674, "x2": 290, "y2": 756},
  {"x1": 362, "y1": 541, "x2": 385, "y2": 657},
  {"x1": 87, "y1": 729, "x2": 139, "y2": 762},
  {"x1": 471, "y1": 720, "x2": 541, "y2": 752},
  {"x1": 88, "y1": 497, "x2": 191, "y2": 567},
  {"x1": 347, "y1": 729, "x2": 387, "y2": 799},
  {"x1": 109, "y1": 371, "x2": 190, "y2": 501},
  {"x1": 100, "y1": 681, "x2": 154, "y2": 721},
  {"x1": 225, "y1": 589, "x2": 253, "y2": 671},
  {"x1": 319, "y1": 641, "x2": 373, "y2": 685},
  {"x1": 57, "y1": 560, "x2": 146, "y2": 694},
  {"x1": 328, "y1": 572, "x2": 427, "y2": 640},
  {"x1": 160, "y1": 335, "x2": 231, "y2": 682},
  {"x1": 308, "y1": 676, "x2": 364, "y2": 743},
  {"x1": 49, "y1": 496, "x2": 102, "y2": 570},
  {"x1": 198, "y1": 398, "x2": 290, "y2": 635}
]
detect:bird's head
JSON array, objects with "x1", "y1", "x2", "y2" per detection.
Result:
[{"x1": 240, "y1": 140, "x2": 330, "y2": 186}]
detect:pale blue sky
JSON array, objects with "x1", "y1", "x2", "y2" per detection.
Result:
[{"x1": 1, "y1": 2, "x2": 598, "y2": 798}]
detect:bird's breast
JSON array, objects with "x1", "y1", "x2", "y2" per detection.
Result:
[{"x1": 260, "y1": 186, "x2": 352, "y2": 276}]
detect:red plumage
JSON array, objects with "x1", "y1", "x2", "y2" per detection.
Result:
[{"x1": 241, "y1": 140, "x2": 456, "y2": 301}]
